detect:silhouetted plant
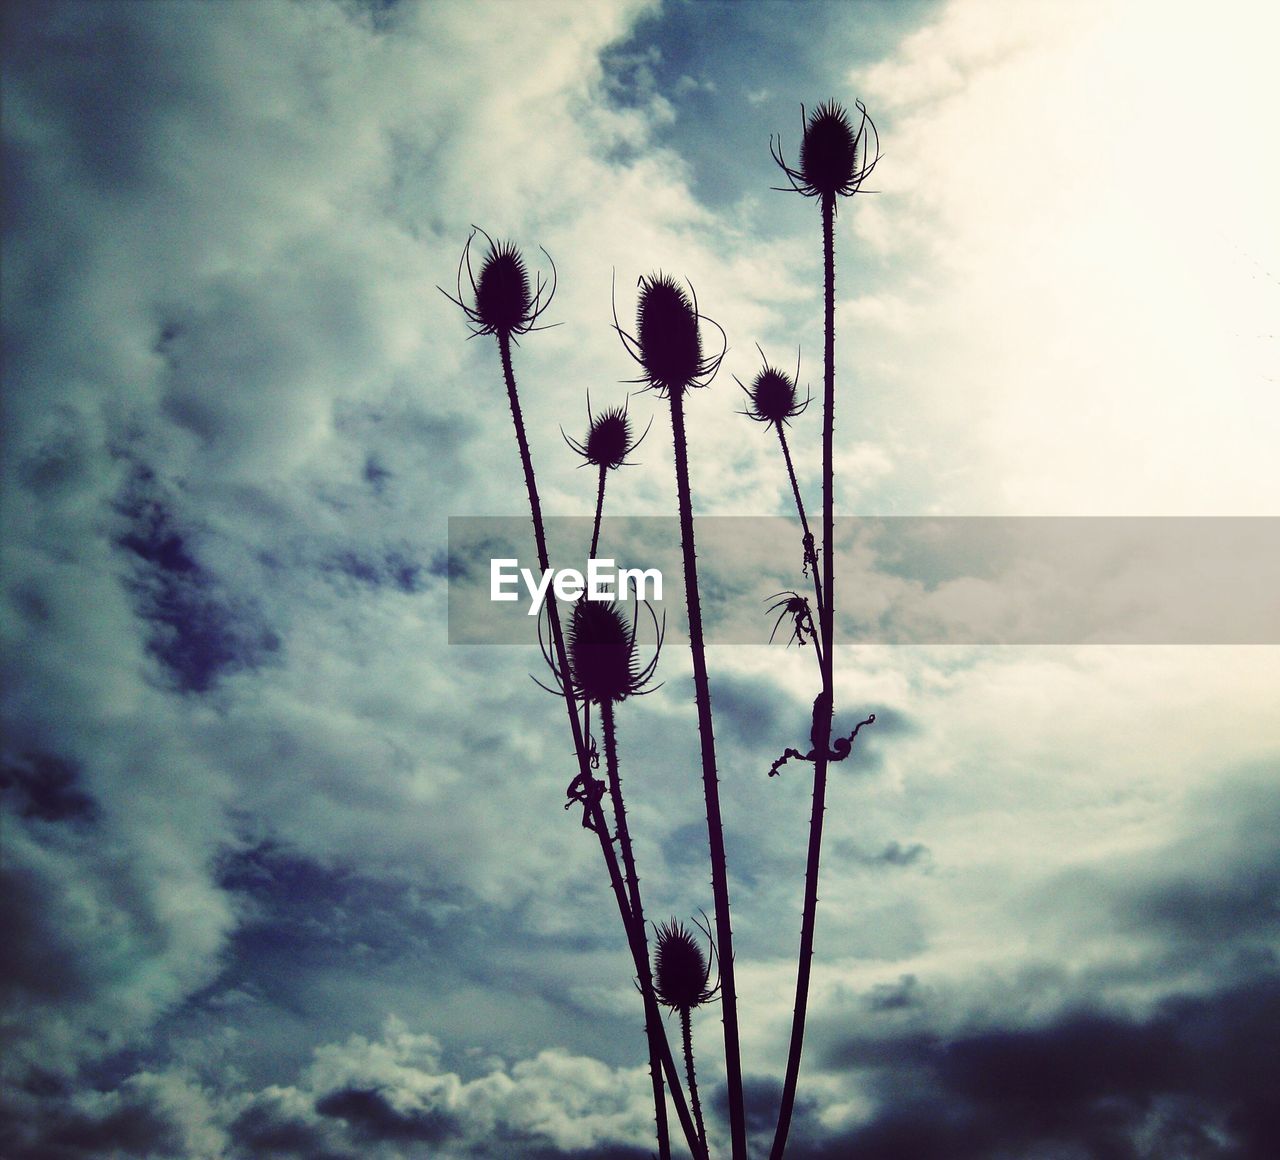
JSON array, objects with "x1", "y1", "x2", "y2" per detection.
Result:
[
  {"x1": 615, "y1": 273, "x2": 747, "y2": 1160},
  {"x1": 738, "y1": 348, "x2": 823, "y2": 640},
  {"x1": 765, "y1": 100, "x2": 880, "y2": 1160},
  {"x1": 443, "y1": 93, "x2": 882, "y2": 1160},
  {"x1": 442, "y1": 233, "x2": 699, "y2": 1160},
  {"x1": 563, "y1": 396, "x2": 651, "y2": 558},
  {"x1": 558, "y1": 596, "x2": 675, "y2": 1157},
  {"x1": 654, "y1": 916, "x2": 719, "y2": 1157}
]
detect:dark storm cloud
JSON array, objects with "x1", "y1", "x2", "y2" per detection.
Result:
[
  {"x1": 1114, "y1": 770, "x2": 1280, "y2": 954},
  {"x1": 0, "y1": 863, "x2": 97, "y2": 1007},
  {"x1": 0, "y1": 751, "x2": 98, "y2": 825},
  {"x1": 315, "y1": 1086, "x2": 457, "y2": 1144},
  {"x1": 807, "y1": 975, "x2": 1280, "y2": 1160},
  {"x1": 806, "y1": 766, "x2": 1280, "y2": 1157},
  {"x1": 115, "y1": 466, "x2": 281, "y2": 692},
  {"x1": 710, "y1": 669, "x2": 801, "y2": 747},
  {"x1": 229, "y1": 1101, "x2": 352, "y2": 1160},
  {"x1": 324, "y1": 548, "x2": 430, "y2": 594},
  {"x1": 0, "y1": 1087, "x2": 183, "y2": 1160},
  {"x1": 864, "y1": 973, "x2": 929, "y2": 1013}
]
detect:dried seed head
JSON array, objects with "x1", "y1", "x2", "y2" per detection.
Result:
[
  {"x1": 636, "y1": 274, "x2": 703, "y2": 396},
  {"x1": 474, "y1": 241, "x2": 531, "y2": 336},
  {"x1": 653, "y1": 918, "x2": 715, "y2": 1012},
  {"x1": 800, "y1": 101, "x2": 858, "y2": 198},
  {"x1": 771, "y1": 99, "x2": 880, "y2": 204},
  {"x1": 745, "y1": 366, "x2": 807, "y2": 427},
  {"x1": 439, "y1": 227, "x2": 555, "y2": 338},
  {"x1": 568, "y1": 600, "x2": 641, "y2": 705},
  {"x1": 583, "y1": 408, "x2": 631, "y2": 469},
  {"x1": 564, "y1": 398, "x2": 650, "y2": 472}
]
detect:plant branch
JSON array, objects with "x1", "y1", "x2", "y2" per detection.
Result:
[
  {"x1": 497, "y1": 332, "x2": 697, "y2": 1159},
  {"x1": 681, "y1": 1007, "x2": 707, "y2": 1157},
  {"x1": 590, "y1": 463, "x2": 607, "y2": 560},
  {"x1": 669, "y1": 386, "x2": 747, "y2": 1160},
  {"x1": 770, "y1": 191, "x2": 838, "y2": 1160},
  {"x1": 776, "y1": 423, "x2": 824, "y2": 673},
  {"x1": 601, "y1": 700, "x2": 670, "y2": 1159}
]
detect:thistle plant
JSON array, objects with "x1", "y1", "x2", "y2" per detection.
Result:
[
  {"x1": 563, "y1": 396, "x2": 650, "y2": 558},
  {"x1": 443, "y1": 94, "x2": 881, "y2": 1160},
  {"x1": 557, "y1": 597, "x2": 679, "y2": 1157},
  {"x1": 615, "y1": 273, "x2": 748, "y2": 1160},
  {"x1": 442, "y1": 232, "x2": 700, "y2": 1160},
  {"x1": 766, "y1": 100, "x2": 880, "y2": 1160},
  {"x1": 739, "y1": 349, "x2": 823, "y2": 661},
  {"x1": 654, "y1": 917, "x2": 719, "y2": 1157}
]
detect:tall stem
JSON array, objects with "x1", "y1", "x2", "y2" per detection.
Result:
[
  {"x1": 669, "y1": 386, "x2": 746, "y2": 1160},
  {"x1": 601, "y1": 700, "x2": 669, "y2": 1160},
  {"x1": 590, "y1": 462, "x2": 607, "y2": 560},
  {"x1": 770, "y1": 192, "x2": 837, "y2": 1160},
  {"x1": 497, "y1": 333, "x2": 697, "y2": 1159},
  {"x1": 681, "y1": 1007, "x2": 707, "y2": 1156},
  {"x1": 777, "y1": 424, "x2": 824, "y2": 672}
]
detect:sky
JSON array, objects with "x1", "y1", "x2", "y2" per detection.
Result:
[{"x1": 2, "y1": 1, "x2": 1278, "y2": 1157}]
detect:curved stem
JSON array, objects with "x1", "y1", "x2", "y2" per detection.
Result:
[
  {"x1": 590, "y1": 463, "x2": 607, "y2": 560},
  {"x1": 669, "y1": 387, "x2": 746, "y2": 1160},
  {"x1": 497, "y1": 332, "x2": 695, "y2": 1159},
  {"x1": 770, "y1": 192, "x2": 838, "y2": 1160},
  {"x1": 601, "y1": 700, "x2": 669, "y2": 1160},
  {"x1": 681, "y1": 1007, "x2": 707, "y2": 1156},
  {"x1": 776, "y1": 424, "x2": 824, "y2": 672}
]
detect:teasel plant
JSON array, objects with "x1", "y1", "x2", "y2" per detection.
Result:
[
  {"x1": 538, "y1": 594, "x2": 688, "y2": 1158},
  {"x1": 442, "y1": 231, "x2": 701, "y2": 1160},
  {"x1": 653, "y1": 916, "x2": 720, "y2": 1158},
  {"x1": 614, "y1": 273, "x2": 749, "y2": 1160},
  {"x1": 766, "y1": 100, "x2": 880, "y2": 1160},
  {"x1": 738, "y1": 348, "x2": 823, "y2": 671},
  {"x1": 562, "y1": 394, "x2": 651, "y2": 559}
]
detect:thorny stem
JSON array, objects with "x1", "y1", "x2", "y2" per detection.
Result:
[
  {"x1": 669, "y1": 387, "x2": 747, "y2": 1160},
  {"x1": 776, "y1": 423, "x2": 824, "y2": 673},
  {"x1": 497, "y1": 333, "x2": 696, "y2": 1160},
  {"x1": 590, "y1": 462, "x2": 607, "y2": 560},
  {"x1": 600, "y1": 700, "x2": 669, "y2": 1159},
  {"x1": 770, "y1": 191, "x2": 838, "y2": 1160},
  {"x1": 681, "y1": 1006, "x2": 707, "y2": 1157}
]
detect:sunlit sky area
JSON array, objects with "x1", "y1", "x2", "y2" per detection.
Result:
[{"x1": 3, "y1": 1, "x2": 1278, "y2": 1157}]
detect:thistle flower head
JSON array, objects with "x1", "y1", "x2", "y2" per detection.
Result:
[
  {"x1": 613, "y1": 272, "x2": 726, "y2": 398},
  {"x1": 736, "y1": 346, "x2": 810, "y2": 428},
  {"x1": 569, "y1": 600, "x2": 640, "y2": 705},
  {"x1": 772, "y1": 99, "x2": 880, "y2": 204},
  {"x1": 440, "y1": 226, "x2": 556, "y2": 339},
  {"x1": 538, "y1": 596, "x2": 663, "y2": 706},
  {"x1": 563, "y1": 395, "x2": 652, "y2": 471},
  {"x1": 653, "y1": 917, "x2": 718, "y2": 1012}
]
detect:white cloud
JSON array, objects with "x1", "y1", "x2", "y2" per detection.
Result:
[
  {"x1": 849, "y1": 0, "x2": 1280, "y2": 514},
  {"x1": 3, "y1": 3, "x2": 1278, "y2": 1156}
]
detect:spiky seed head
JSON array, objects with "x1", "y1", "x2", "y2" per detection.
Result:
[
  {"x1": 582, "y1": 407, "x2": 633, "y2": 470},
  {"x1": 800, "y1": 101, "x2": 858, "y2": 199},
  {"x1": 474, "y1": 240, "x2": 532, "y2": 337},
  {"x1": 746, "y1": 366, "x2": 804, "y2": 426},
  {"x1": 653, "y1": 919, "x2": 714, "y2": 1012},
  {"x1": 636, "y1": 274, "x2": 703, "y2": 396},
  {"x1": 568, "y1": 599, "x2": 639, "y2": 705}
]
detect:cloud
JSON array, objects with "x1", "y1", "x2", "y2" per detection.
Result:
[
  {"x1": 849, "y1": 0, "x2": 1280, "y2": 515},
  {"x1": 806, "y1": 974, "x2": 1280, "y2": 1160},
  {"x1": 3, "y1": 2, "x2": 1278, "y2": 1157}
]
